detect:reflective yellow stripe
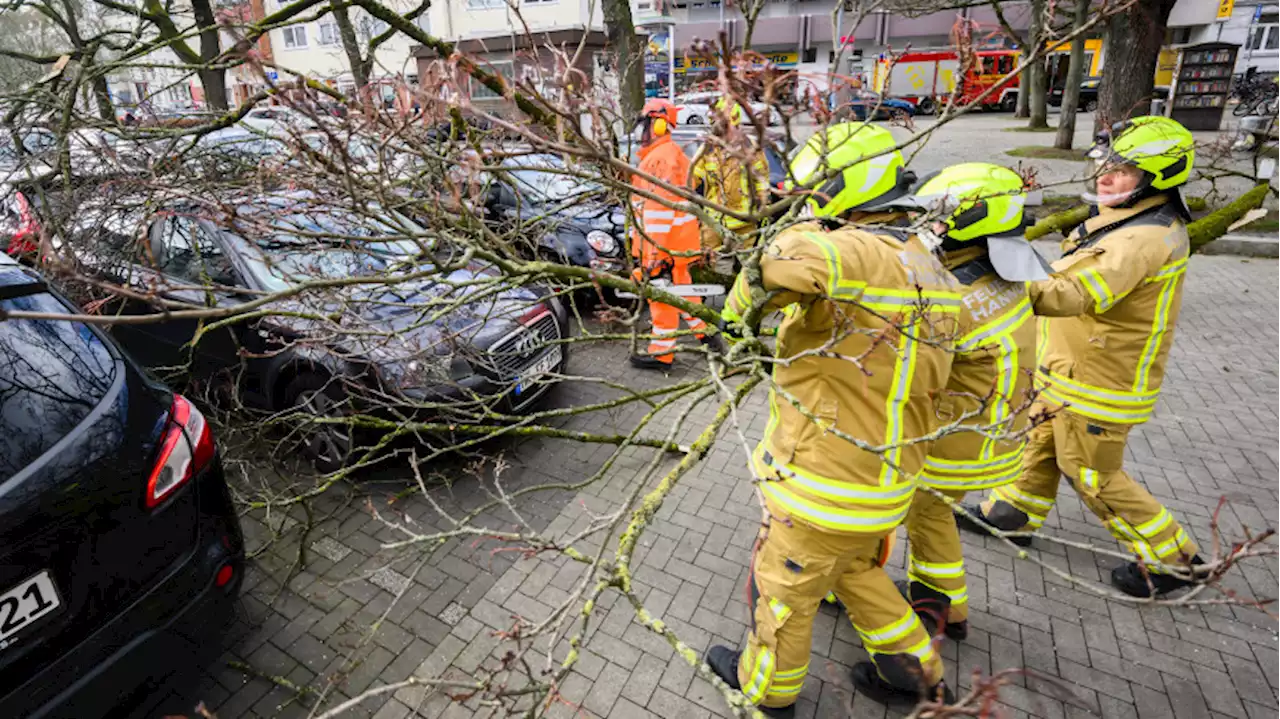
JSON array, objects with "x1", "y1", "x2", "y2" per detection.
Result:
[
  {"x1": 1038, "y1": 369, "x2": 1161, "y2": 406},
  {"x1": 992, "y1": 483, "x2": 1055, "y2": 512},
  {"x1": 980, "y1": 334, "x2": 1019, "y2": 459},
  {"x1": 803, "y1": 232, "x2": 867, "y2": 298},
  {"x1": 860, "y1": 288, "x2": 964, "y2": 314},
  {"x1": 923, "y1": 447, "x2": 1023, "y2": 475},
  {"x1": 857, "y1": 609, "x2": 919, "y2": 647},
  {"x1": 762, "y1": 455, "x2": 916, "y2": 504},
  {"x1": 1148, "y1": 257, "x2": 1188, "y2": 282},
  {"x1": 1081, "y1": 467, "x2": 1099, "y2": 491},
  {"x1": 775, "y1": 664, "x2": 809, "y2": 681},
  {"x1": 760, "y1": 482, "x2": 911, "y2": 533},
  {"x1": 1153, "y1": 528, "x2": 1191, "y2": 561},
  {"x1": 909, "y1": 557, "x2": 965, "y2": 579},
  {"x1": 1036, "y1": 315, "x2": 1050, "y2": 362},
  {"x1": 906, "y1": 573, "x2": 969, "y2": 603},
  {"x1": 768, "y1": 598, "x2": 792, "y2": 623},
  {"x1": 1077, "y1": 267, "x2": 1116, "y2": 312},
  {"x1": 1037, "y1": 369, "x2": 1158, "y2": 424},
  {"x1": 1039, "y1": 385, "x2": 1153, "y2": 424},
  {"x1": 768, "y1": 682, "x2": 805, "y2": 698},
  {"x1": 1133, "y1": 269, "x2": 1181, "y2": 392},
  {"x1": 919, "y1": 460, "x2": 1022, "y2": 490},
  {"x1": 1135, "y1": 508, "x2": 1174, "y2": 538},
  {"x1": 742, "y1": 648, "x2": 774, "y2": 703},
  {"x1": 958, "y1": 296, "x2": 1032, "y2": 351},
  {"x1": 879, "y1": 317, "x2": 919, "y2": 485}
]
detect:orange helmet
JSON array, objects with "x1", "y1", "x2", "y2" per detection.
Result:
[{"x1": 641, "y1": 98, "x2": 680, "y2": 127}]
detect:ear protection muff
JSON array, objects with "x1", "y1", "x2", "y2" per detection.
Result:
[{"x1": 652, "y1": 117, "x2": 668, "y2": 136}]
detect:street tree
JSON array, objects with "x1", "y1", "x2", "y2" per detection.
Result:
[
  {"x1": 1054, "y1": 0, "x2": 1091, "y2": 149},
  {"x1": 1097, "y1": 0, "x2": 1177, "y2": 127}
]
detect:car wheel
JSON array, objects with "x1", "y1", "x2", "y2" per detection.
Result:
[
  {"x1": 283, "y1": 373, "x2": 352, "y2": 473},
  {"x1": 687, "y1": 115, "x2": 704, "y2": 125},
  {"x1": 1084, "y1": 99, "x2": 1098, "y2": 113},
  {"x1": 917, "y1": 98, "x2": 936, "y2": 116},
  {"x1": 1000, "y1": 95, "x2": 1017, "y2": 112}
]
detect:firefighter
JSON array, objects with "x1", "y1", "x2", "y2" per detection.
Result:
[
  {"x1": 629, "y1": 98, "x2": 720, "y2": 370},
  {"x1": 705, "y1": 122, "x2": 957, "y2": 714},
  {"x1": 689, "y1": 97, "x2": 770, "y2": 254},
  {"x1": 886, "y1": 162, "x2": 1049, "y2": 640},
  {"x1": 957, "y1": 116, "x2": 1205, "y2": 598}
]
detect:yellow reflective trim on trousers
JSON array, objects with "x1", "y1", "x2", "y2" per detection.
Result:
[
  {"x1": 879, "y1": 317, "x2": 920, "y2": 485},
  {"x1": 760, "y1": 482, "x2": 912, "y2": 533},
  {"x1": 919, "y1": 462, "x2": 1022, "y2": 490},
  {"x1": 1135, "y1": 508, "x2": 1174, "y2": 538},
  {"x1": 768, "y1": 598, "x2": 792, "y2": 623},
  {"x1": 1107, "y1": 517, "x2": 1144, "y2": 542},
  {"x1": 1153, "y1": 528, "x2": 1191, "y2": 561},
  {"x1": 909, "y1": 556, "x2": 965, "y2": 579},
  {"x1": 858, "y1": 609, "x2": 919, "y2": 647},
  {"x1": 742, "y1": 648, "x2": 775, "y2": 703},
  {"x1": 958, "y1": 297, "x2": 1032, "y2": 351},
  {"x1": 1077, "y1": 267, "x2": 1116, "y2": 312},
  {"x1": 906, "y1": 572, "x2": 969, "y2": 603},
  {"x1": 768, "y1": 682, "x2": 805, "y2": 698},
  {"x1": 992, "y1": 483, "x2": 1054, "y2": 512},
  {"x1": 1081, "y1": 467, "x2": 1100, "y2": 491},
  {"x1": 764, "y1": 456, "x2": 916, "y2": 504},
  {"x1": 1133, "y1": 272, "x2": 1181, "y2": 392},
  {"x1": 803, "y1": 232, "x2": 867, "y2": 298},
  {"x1": 923, "y1": 447, "x2": 1024, "y2": 473},
  {"x1": 775, "y1": 664, "x2": 809, "y2": 681}
]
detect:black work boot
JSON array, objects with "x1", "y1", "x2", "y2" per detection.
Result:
[
  {"x1": 1110, "y1": 556, "x2": 1205, "y2": 598},
  {"x1": 894, "y1": 580, "x2": 968, "y2": 641},
  {"x1": 954, "y1": 503, "x2": 1033, "y2": 547},
  {"x1": 850, "y1": 662, "x2": 956, "y2": 706},
  {"x1": 705, "y1": 646, "x2": 796, "y2": 719},
  {"x1": 629, "y1": 355, "x2": 672, "y2": 371},
  {"x1": 699, "y1": 334, "x2": 728, "y2": 355}
]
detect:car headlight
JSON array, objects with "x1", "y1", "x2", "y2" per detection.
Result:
[{"x1": 586, "y1": 230, "x2": 617, "y2": 255}]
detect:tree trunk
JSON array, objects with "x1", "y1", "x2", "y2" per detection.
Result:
[
  {"x1": 1027, "y1": 0, "x2": 1049, "y2": 129},
  {"x1": 1016, "y1": 81, "x2": 1029, "y2": 117},
  {"x1": 191, "y1": 0, "x2": 227, "y2": 110},
  {"x1": 743, "y1": 0, "x2": 766, "y2": 50},
  {"x1": 90, "y1": 71, "x2": 113, "y2": 121},
  {"x1": 602, "y1": 0, "x2": 643, "y2": 120},
  {"x1": 331, "y1": 0, "x2": 369, "y2": 88},
  {"x1": 1054, "y1": 0, "x2": 1090, "y2": 149},
  {"x1": 1097, "y1": 0, "x2": 1176, "y2": 130}
]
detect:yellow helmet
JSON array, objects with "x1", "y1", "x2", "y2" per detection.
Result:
[
  {"x1": 713, "y1": 97, "x2": 745, "y2": 126},
  {"x1": 786, "y1": 122, "x2": 913, "y2": 217}
]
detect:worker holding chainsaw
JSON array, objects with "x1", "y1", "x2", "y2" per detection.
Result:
[{"x1": 629, "y1": 98, "x2": 724, "y2": 370}]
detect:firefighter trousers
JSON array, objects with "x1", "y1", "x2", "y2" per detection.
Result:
[
  {"x1": 904, "y1": 488, "x2": 970, "y2": 624},
  {"x1": 636, "y1": 263, "x2": 707, "y2": 363},
  {"x1": 739, "y1": 512, "x2": 944, "y2": 708},
  {"x1": 980, "y1": 406, "x2": 1199, "y2": 571}
]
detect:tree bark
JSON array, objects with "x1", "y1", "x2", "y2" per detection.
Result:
[
  {"x1": 1027, "y1": 0, "x2": 1049, "y2": 128},
  {"x1": 602, "y1": 0, "x2": 643, "y2": 120},
  {"x1": 1054, "y1": 0, "x2": 1090, "y2": 149},
  {"x1": 331, "y1": 0, "x2": 369, "y2": 88},
  {"x1": 1096, "y1": 0, "x2": 1176, "y2": 130},
  {"x1": 191, "y1": 0, "x2": 227, "y2": 110},
  {"x1": 742, "y1": 0, "x2": 766, "y2": 50}
]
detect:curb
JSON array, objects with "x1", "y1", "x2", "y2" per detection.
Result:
[{"x1": 1197, "y1": 234, "x2": 1279, "y2": 258}]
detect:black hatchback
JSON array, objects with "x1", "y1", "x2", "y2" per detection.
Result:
[{"x1": 0, "y1": 253, "x2": 244, "y2": 718}]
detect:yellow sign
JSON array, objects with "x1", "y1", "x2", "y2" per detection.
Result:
[
  {"x1": 1217, "y1": 0, "x2": 1234, "y2": 20},
  {"x1": 676, "y1": 51, "x2": 798, "y2": 74}
]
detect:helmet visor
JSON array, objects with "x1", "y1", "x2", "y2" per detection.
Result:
[{"x1": 1082, "y1": 143, "x2": 1141, "y2": 206}]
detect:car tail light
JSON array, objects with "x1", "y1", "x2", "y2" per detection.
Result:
[
  {"x1": 4, "y1": 191, "x2": 39, "y2": 256},
  {"x1": 146, "y1": 395, "x2": 215, "y2": 509}
]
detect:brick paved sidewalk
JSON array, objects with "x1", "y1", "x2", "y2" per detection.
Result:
[{"x1": 181, "y1": 254, "x2": 1278, "y2": 719}]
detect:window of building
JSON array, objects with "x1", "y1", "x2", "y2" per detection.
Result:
[
  {"x1": 525, "y1": 0, "x2": 556, "y2": 4},
  {"x1": 471, "y1": 61, "x2": 514, "y2": 99},
  {"x1": 358, "y1": 16, "x2": 389, "y2": 39},
  {"x1": 282, "y1": 25, "x2": 308, "y2": 49},
  {"x1": 1249, "y1": 14, "x2": 1280, "y2": 51},
  {"x1": 466, "y1": 0, "x2": 504, "y2": 8},
  {"x1": 319, "y1": 22, "x2": 340, "y2": 45}
]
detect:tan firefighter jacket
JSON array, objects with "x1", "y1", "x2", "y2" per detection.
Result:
[
  {"x1": 689, "y1": 141, "x2": 769, "y2": 249},
  {"x1": 1030, "y1": 194, "x2": 1190, "y2": 425},
  {"x1": 724, "y1": 223, "x2": 963, "y2": 535},
  {"x1": 920, "y1": 247, "x2": 1037, "y2": 492}
]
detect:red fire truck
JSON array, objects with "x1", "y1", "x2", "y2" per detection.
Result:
[{"x1": 872, "y1": 49, "x2": 1021, "y2": 114}]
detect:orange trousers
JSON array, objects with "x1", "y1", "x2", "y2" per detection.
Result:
[{"x1": 637, "y1": 263, "x2": 707, "y2": 363}]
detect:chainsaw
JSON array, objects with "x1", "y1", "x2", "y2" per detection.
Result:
[{"x1": 615, "y1": 278, "x2": 727, "y2": 299}]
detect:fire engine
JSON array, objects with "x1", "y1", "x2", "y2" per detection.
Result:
[{"x1": 872, "y1": 49, "x2": 1021, "y2": 114}]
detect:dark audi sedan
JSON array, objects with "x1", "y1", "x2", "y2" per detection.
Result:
[
  {"x1": 60, "y1": 190, "x2": 569, "y2": 470},
  {"x1": 0, "y1": 253, "x2": 243, "y2": 718}
]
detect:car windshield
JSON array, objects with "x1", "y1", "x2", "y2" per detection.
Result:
[
  {"x1": 234, "y1": 208, "x2": 426, "y2": 291},
  {"x1": 506, "y1": 159, "x2": 602, "y2": 203}
]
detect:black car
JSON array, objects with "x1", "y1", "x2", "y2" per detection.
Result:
[
  {"x1": 1048, "y1": 78, "x2": 1101, "y2": 112},
  {"x1": 61, "y1": 190, "x2": 570, "y2": 470},
  {"x1": 483, "y1": 154, "x2": 627, "y2": 273},
  {"x1": 0, "y1": 252, "x2": 243, "y2": 718}
]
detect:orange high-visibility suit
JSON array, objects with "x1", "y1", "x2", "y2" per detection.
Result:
[{"x1": 630, "y1": 100, "x2": 707, "y2": 364}]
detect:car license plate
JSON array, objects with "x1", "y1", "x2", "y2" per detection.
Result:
[
  {"x1": 0, "y1": 571, "x2": 62, "y2": 651},
  {"x1": 516, "y1": 347, "x2": 562, "y2": 396}
]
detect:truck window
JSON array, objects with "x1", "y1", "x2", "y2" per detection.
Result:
[{"x1": 998, "y1": 56, "x2": 1014, "y2": 75}]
